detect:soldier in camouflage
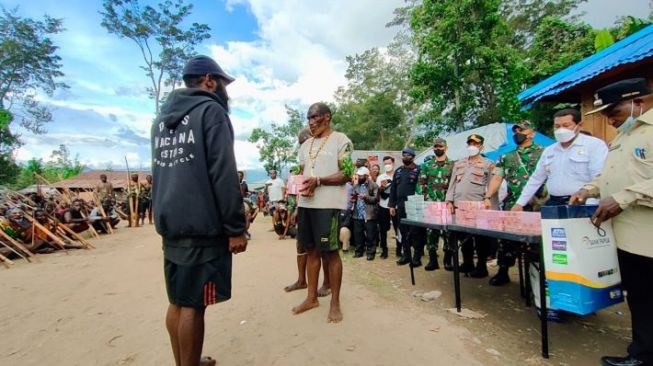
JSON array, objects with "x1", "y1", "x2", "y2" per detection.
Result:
[
  {"x1": 416, "y1": 137, "x2": 455, "y2": 271},
  {"x1": 486, "y1": 121, "x2": 544, "y2": 286}
]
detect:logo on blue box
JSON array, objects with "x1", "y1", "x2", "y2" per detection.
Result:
[
  {"x1": 551, "y1": 228, "x2": 566, "y2": 238},
  {"x1": 552, "y1": 240, "x2": 567, "y2": 251}
]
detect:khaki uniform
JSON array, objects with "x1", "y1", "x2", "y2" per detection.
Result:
[
  {"x1": 446, "y1": 157, "x2": 498, "y2": 208},
  {"x1": 445, "y1": 156, "x2": 498, "y2": 272},
  {"x1": 583, "y1": 109, "x2": 653, "y2": 258}
]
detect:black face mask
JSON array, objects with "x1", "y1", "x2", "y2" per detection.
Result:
[
  {"x1": 434, "y1": 149, "x2": 445, "y2": 157},
  {"x1": 402, "y1": 158, "x2": 414, "y2": 165},
  {"x1": 513, "y1": 133, "x2": 528, "y2": 145}
]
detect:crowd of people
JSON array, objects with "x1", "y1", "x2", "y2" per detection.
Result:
[
  {"x1": 149, "y1": 55, "x2": 652, "y2": 366},
  {"x1": 0, "y1": 173, "x2": 156, "y2": 262}
]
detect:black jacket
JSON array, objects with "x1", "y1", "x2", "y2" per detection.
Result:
[
  {"x1": 151, "y1": 88, "x2": 245, "y2": 247},
  {"x1": 388, "y1": 163, "x2": 420, "y2": 209}
]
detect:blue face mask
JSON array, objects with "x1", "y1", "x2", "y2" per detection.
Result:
[{"x1": 617, "y1": 101, "x2": 641, "y2": 134}]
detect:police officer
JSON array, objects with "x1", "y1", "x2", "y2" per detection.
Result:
[
  {"x1": 571, "y1": 78, "x2": 653, "y2": 366},
  {"x1": 388, "y1": 148, "x2": 422, "y2": 267},
  {"x1": 485, "y1": 121, "x2": 544, "y2": 285},
  {"x1": 445, "y1": 134, "x2": 498, "y2": 278},
  {"x1": 416, "y1": 137, "x2": 455, "y2": 271}
]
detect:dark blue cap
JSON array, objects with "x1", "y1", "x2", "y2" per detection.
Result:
[
  {"x1": 402, "y1": 148, "x2": 416, "y2": 156},
  {"x1": 182, "y1": 55, "x2": 235, "y2": 85}
]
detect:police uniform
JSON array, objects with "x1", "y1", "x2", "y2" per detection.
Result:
[
  {"x1": 416, "y1": 137, "x2": 455, "y2": 270},
  {"x1": 445, "y1": 134, "x2": 498, "y2": 277},
  {"x1": 583, "y1": 79, "x2": 653, "y2": 366},
  {"x1": 491, "y1": 121, "x2": 544, "y2": 285},
  {"x1": 388, "y1": 148, "x2": 422, "y2": 266}
]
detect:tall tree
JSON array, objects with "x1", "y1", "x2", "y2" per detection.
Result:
[
  {"x1": 100, "y1": 0, "x2": 211, "y2": 114},
  {"x1": 410, "y1": 0, "x2": 526, "y2": 132},
  {"x1": 333, "y1": 47, "x2": 414, "y2": 150},
  {"x1": 0, "y1": 108, "x2": 20, "y2": 186},
  {"x1": 248, "y1": 106, "x2": 305, "y2": 174},
  {"x1": 0, "y1": 7, "x2": 66, "y2": 135}
]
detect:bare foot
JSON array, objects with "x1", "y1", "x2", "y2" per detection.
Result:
[
  {"x1": 317, "y1": 285, "x2": 331, "y2": 297},
  {"x1": 200, "y1": 356, "x2": 217, "y2": 366},
  {"x1": 284, "y1": 281, "x2": 307, "y2": 292},
  {"x1": 327, "y1": 303, "x2": 343, "y2": 323},
  {"x1": 292, "y1": 299, "x2": 319, "y2": 315}
]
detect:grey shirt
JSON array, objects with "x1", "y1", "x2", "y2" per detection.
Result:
[{"x1": 446, "y1": 157, "x2": 499, "y2": 208}]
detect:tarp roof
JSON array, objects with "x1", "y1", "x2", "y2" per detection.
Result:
[
  {"x1": 519, "y1": 24, "x2": 653, "y2": 108},
  {"x1": 415, "y1": 122, "x2": 555, "y2": 163}
]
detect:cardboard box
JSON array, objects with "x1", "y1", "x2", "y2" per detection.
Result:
[{"x1": 540, "y1": 205, "x2": 623, "y2": 315}]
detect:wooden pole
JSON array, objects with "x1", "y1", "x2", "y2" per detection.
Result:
[
  {"x1": 90, "y1": 191, "x2": 113, "y2": 234},
  {"x1": 0, "y1": 240, "x2": 27, "y2": 261},
  {"x1": 0, "y1": 230, "x2": 37, "y2": 262},
  {"x1": 0, "y1": 253, "x2": 13, "y2": 268},
  {"x1": 57, "y1": 223, "x2": 94, "y2": 249},
  {"x1": 23, "y1": 215, "x2": 68, "y2": 251}
]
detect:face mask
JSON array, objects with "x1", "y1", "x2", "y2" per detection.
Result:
[
  {"x1": 466, "y1": 146, "x2": 480, "y2": 157},
  {"x1": 554, "y1": 127, "x2": 577, "y2": 143},
  {"x1": 513, "y1": 133, "x2": 528, "y2": 145},
  {"x1": 434, "y1": 149, "x2": 445, "y2": 157},
  {"x1": 617, "y1": 101, "x2": 641, "y2": 134},
  {"x1": 384, "y1": 164, "x2": 393, "y2": 173},
  {"x1": 402, "y1": 158, "x2": 413, "y2": 165}
]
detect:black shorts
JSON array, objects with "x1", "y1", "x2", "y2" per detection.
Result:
[
  {"x1": 297, "y1": 208, "x2": 340, "y2": 253},
  {"x1": 164, "y1": 255, "x2": 232, "y2": 308}
]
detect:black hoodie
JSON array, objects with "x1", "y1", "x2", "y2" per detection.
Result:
[{"x1": 151, "y1": 88, "x2": 245, "y2": 247}]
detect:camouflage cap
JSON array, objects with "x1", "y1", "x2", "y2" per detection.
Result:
[
  {"x1": 433, "y1": 137, "x2": 447, "y2": 147},
  {"x1": 466, "y1": 134, "x2": 484, "y2": 144},
  {"x1": 512, "y1": 120, "x2": 534, "y2": 132}
]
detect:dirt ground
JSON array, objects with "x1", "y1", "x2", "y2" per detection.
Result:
[{"x1": 0, "y1": 216, "x2": 631, "y2": 366}]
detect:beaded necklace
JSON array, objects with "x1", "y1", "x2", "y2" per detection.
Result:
[{"x1": 307, "y1": 131, "x2": 333, "y2": 176}]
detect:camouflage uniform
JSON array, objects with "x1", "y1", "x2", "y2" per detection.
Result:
[
  {"x1": 492, "y1": 142, "x2": 544, "y2": 280},
  {"x1": 416, "y1": 157, "x2": 454, "y2": 252},
  {"x1": 495, "y1": 143, "x2": 544, "y2": 210}
]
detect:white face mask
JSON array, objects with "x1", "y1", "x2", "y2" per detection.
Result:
[
  {"x1": 467, "y1": 145, "x2": 480, "y2": 157},
  {"x1": 617, "y1": 101, "x2": 642, "y2": 134},
  {"x1": 554, "y1": 126, "x2": 577, "y2": 143},
  {"x1": 383, "y1": 164, "x2": 393, "y2": 173}
]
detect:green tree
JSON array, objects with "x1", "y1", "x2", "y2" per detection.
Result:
[
  {"x1": 0, "y1": 108, "x2": 20, "y2": 185},
  {"x1": 595, "y1": 16, "x2": 653, "y2": 52},
  {"x1": 248, "y1": 106, "x2": 305, "y2": 174},
  {"x1": 14, "y1": 158, "x2": 44, "y2": 189},
  {"x1": 0, "y1": 7, "x2": 66, "y2": 134},
  {"x1": 333, "y1": 47, "x2": 413, "y2": 150},
  {"x1": 410, "y1": 0, "x2": 527, "y2": 132},
  {"x1": 100, "y1": 0, "x2": 211, "y2": 113}
]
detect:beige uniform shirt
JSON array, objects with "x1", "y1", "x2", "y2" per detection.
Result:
[
  {"x1": 298, "y1": 131, "x2": 353, "y2": 210},
  {"x1": 583, "y1": 108, "x2": 653, "y2": 258},
  {"x1": 445, "y1": 157, "x2": 499, "y2": 209}
]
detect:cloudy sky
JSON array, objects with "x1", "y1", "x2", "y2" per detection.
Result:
[{"x1": 2, "y1": 0, "x2": 651, "y2": 175}]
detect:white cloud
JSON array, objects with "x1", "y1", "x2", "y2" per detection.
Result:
[{"x1": 212, "y1": 0, "x2": 404, "y2": 169}]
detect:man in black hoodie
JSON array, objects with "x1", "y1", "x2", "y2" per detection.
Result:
[{"x1": 152, "y1": 55, "x2": 247, "y2": 366}]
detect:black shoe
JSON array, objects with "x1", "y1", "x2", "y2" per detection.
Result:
[
  {"x1": 367, "y1": 253, "x2": 375, "y2": 261},
  {"x1": 380, "y1": 248, "x2": 388, "y2": 259},
  {"x1": 469, "y1": 266, "x2": 488, "y2": 278},
  {"x1": 353, "y1": 252, "x2": 364, "y2": 258},
  {"x1": 411, "y1": 258, "x2": 422, "y2": 268},
  {"x1": 601, "y1": 356, "x2": 644, "y2": 366},
  {"x1": 425, "y1": 255, "x2": 439, "y2": 271},
  {"x1": 396, "y1": 254, "x2": 411, "y2": 266},
  {"x1": 460, "y1": 262, "x2": 475, "y2": 274},
  {"x1": 489, "y1": 268, "x2": 510, "y2": 286}
]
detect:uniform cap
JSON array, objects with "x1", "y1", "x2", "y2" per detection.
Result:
[
  {"x1": 433, "y1": 137, "x2": 447, "y2": 147},
  {"x1": 512, "y1": 120, "x2": 534, "y2": 132},
  {"x1": 467, "y1": 134, "x2": 484, "y2": 144},
  {"x1": 401, "y1": 148, "x2": 416, "y2": 156},
  {"x1": 356, "y1": 167, "x2": 370, "y2": 176},
  {"x1": 586, "y1": 78, "x2": 652, "y2": 115}
]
